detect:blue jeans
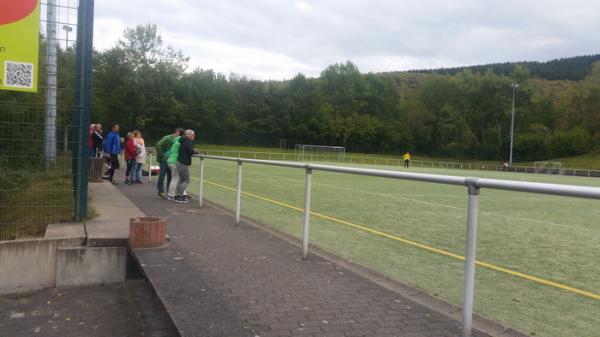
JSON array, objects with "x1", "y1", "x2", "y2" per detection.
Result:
[
  {"x1": 157, "y1": 161, "x2": 171, "y2": 194},
  {"x1": 130, "y1": 162, "x2": 143, "y2": 182}
]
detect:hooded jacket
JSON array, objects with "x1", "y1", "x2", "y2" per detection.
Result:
[{"x1": 177, "y1": 136, "x2": 198, "y2": 166}]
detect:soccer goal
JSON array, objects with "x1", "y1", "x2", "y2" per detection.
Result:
[
  {"x1": 534, "y1": 161, "x2": 565, "y2": 175},
  {"x1": 295, "y1": 144, "x2": 346, "y2": 162}
]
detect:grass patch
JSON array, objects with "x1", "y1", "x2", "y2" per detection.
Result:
[
  {"x1": 187, "y1": 158, "x2": 600, "y2": 337},
  {"x1": 0, "y1": 174, "x2": 75, "y2": 240},
  {"x1": 520, "y1": 151, "x2": 600, "y2": 170},
  {"x1": 195, "y1": 144, "x2": 600, "y2": 171}
]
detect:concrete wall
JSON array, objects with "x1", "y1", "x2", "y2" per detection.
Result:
[
  {"x1": 0, "y1": 237, "x2": 85, "y2": 295},
  {"x1": 56, "y1": 247, "x2": 126, "y2": 287}
]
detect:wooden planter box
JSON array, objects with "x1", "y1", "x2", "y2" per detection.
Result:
[
  {"x1": 89, "y1": 158, "x2": 105, "y2": 182},
  {"x1": 129, "y1": 217, "x2": 166, "y2": 248}
]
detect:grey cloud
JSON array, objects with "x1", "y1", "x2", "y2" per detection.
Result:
[{"x1": 94, "y1": 0, "x2": 600, "y2": 79}]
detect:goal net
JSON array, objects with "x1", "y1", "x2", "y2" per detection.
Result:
[
  {"x1": 534, "y1": 161, "x2": 565, "y2": 175},
  {"x1": 295, "y1": 144, "x2": 345, "y2": 162}
]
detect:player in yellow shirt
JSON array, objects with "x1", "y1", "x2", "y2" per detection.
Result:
[{"x1": 403, "y1": 152, "x2": 411, "y2": 168}]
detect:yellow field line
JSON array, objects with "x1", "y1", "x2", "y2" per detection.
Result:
[{"x1": 195, "y1": 178, "x2": 600, "y2": 301}]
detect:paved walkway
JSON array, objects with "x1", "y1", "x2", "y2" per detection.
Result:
[
  {"x1": 86, "y1": 181, "x2": 145, "y2": 246},
  {"x1": 0, "y1": 280, "x2": 178, "y2": 337},
  {"x1": 118, "y1": 181, "x2": 492, "y2": 337}
]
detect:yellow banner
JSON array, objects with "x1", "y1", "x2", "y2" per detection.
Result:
[{"x1": 0, "y1": 0, "x2": 40, "y2": 93}]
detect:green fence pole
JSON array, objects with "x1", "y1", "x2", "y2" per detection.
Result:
[{"x1": 73, "y1": 0, "x2": 95, "y2": 221}]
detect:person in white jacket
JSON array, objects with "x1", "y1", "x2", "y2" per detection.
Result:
[{"x1": 128, "y1": 130, "x2": 147, "y2": 184}]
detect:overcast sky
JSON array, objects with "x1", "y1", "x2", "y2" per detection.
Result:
[{"x1": 91, "y1": 0, "x2": 600, "y2": 80}]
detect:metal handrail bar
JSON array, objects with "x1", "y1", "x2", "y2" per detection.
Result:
[
  {"x1": 195, "y1": 154, "x2": 600, "y2": 337},
  {"x1": 198, "y1": 155, "x2": 600, "y2": 197}
]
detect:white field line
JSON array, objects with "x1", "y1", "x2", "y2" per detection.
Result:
[{"x1": 202, "y1": 164, "x2": 600, "y2": 234}]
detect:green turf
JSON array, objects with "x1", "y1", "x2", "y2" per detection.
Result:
[
  {"x1": 519, "y1": 151, "x2": 600, "y2": 170},
  {"x1": 185, "y1": 158, "x2": 600, "y2": 337},
  {"x1": 196, "y1": 144, "x2": 600, "y2": 171}
]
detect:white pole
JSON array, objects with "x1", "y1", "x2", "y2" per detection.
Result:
[
  {"x1": 509, "y1": 83, "x2": 519, "y2": 165},
  {"x1": 302, "y1": 168, "x2": 313, "y2": 259},
  {"x1": 235, "y1": 161, "x2": 243, "y2": 225},
  {"x1": 462, "y1": 181, "x2": 480, "y2": 337},
  {"x1": 44, "y1": 0, "x2": 58, "y2": 164},
  {"x1": 199, "y1": 157, "x2": 205, "y2": 207},
  {"x1": 148, "y1": 153, "x2": 153, "y2": 182}
]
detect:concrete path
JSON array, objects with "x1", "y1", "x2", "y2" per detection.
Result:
[
  {"x1": 86, "y1": 181, "x2": 145, "y2": 246},
  {"x1": 0, "y1": 280, "x2": 178, "y2": 337},
  {"x1": 117, "y1": 181, "x2": 493, "y2": 337}
]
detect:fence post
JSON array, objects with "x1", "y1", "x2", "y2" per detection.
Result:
[
  {"x1": 72, "y1": 0, "x2": 94, "y2": 222},
  {"x1": 199, "y1": 157, "x2": 205, "y2": 207},
  {"x1": 148, "y1": 153, "x2": 153, "y2": 182},
  {"x1": 462, "y1": 179, "x2": 480, "y2": 337},
  {"x1": 235, "y1": 160, "x2": 243, "y2": 225},
  {"x1": 302, "y1": 167, "x2": 313, "y2": 260}
]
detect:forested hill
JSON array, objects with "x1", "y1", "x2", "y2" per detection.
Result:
[
  {"x1": 400, "y1": 54, "x2": 600, "y2": 81},
  {"x1": 87, "y1": 26, "x2": 600, "y2": 162},
  {"x1": 4, "y1": 24, "x2": 600, "y2": 163}
]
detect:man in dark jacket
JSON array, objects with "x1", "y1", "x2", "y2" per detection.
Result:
[
  {"x1": 175, "y1": 129, "x2": 199, "y2": 203},
  {"x1": 93, "y1": 123, "x2": 104, "y2": 158},
  {"x1": 103, "y1": 124, "x2": 122, "y2": 184}
]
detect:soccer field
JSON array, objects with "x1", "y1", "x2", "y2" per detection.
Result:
[{"x1": 184, "y1": 158, "x2": 600, "y2": 337}]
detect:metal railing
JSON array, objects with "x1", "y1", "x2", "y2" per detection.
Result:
[
  {"x1": 201, "y1": 150, "x2": 600, "y2": 178},
  {"x1": 196, "y1": 154, "x2": 600, "y2": 337}
]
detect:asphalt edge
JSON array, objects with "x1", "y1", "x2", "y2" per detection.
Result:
[{"x1": 128, "y1": 244, "x2": 184, "y2": 337}]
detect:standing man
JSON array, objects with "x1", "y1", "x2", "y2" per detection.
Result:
[
  {"x1": 175, "y1": 130, "x2": 199, "y2": 203},
  {"x1": 93, "y1": 123, "x2": 104, "y2": 158},
  {"x1": 403, "y1": 151, "x2": 411, "y2": 168},
  {"x1": 103, "y1": 124, "x2": 122, "y2": 184},
  {"x1": 155, "y1": 127, "x2": 184, "y2": 198}
]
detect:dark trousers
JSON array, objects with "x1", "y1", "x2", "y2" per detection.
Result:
[
  {"x1": 157, "y1": 161, "x2": 171, "y2": 194},
  {"x1": 404, "y1": 159, "x2": 410, "y2": 168},
  {"x1": 125, "y1": 159, "x2": 134, "y2": 180},
  {"x1": 108, "y1": 154, "x2": 120, "y2": 181}
]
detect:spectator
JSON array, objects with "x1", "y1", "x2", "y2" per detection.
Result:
[
  {"x1": 130, "y1": 130, "x2": 146, "y2": 184},
  {"x1": 166, "y1": 132, "x2": 183, "y2": 200},
  {"x1": 155, "y1": 127, "x2": 184, "y2": 198},
  {"x1": 175, "y1": 129, "x2": 199, "y2": 203},
  {"x1": 88, "y1": 124, "x2": 95, "y2": 158},
  {"x1": 102, "y1": 124, "x2": 122, "y2": 184},
  {"x1": 93, "y1": 123, "x2": 104, "y2": 158},
  {"x1": 124, "y1": 132, "x2": 136, "y2": 185}
]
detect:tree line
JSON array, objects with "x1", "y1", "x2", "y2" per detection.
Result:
[
  {"x1": 3, "y1": 24, "x2": 600, "y2": 163},
  {"x1": 405, "y1": 54, "x2": 600, "y2": 81}
]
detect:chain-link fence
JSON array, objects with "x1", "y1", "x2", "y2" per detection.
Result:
[{"x1": 0, "y1": 0, "x2": 92, "y2": 240}]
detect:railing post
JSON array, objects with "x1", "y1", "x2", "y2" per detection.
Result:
[
  {"x1": 235, "y1": 160, "x2": 243, "y2": 225},
  {"x1": 199, "y1": 157, "x2": 205, "y2": 207},
  {"x1": 148, "y1": 153, "x2": 153, "y2": 182},
  {"x1": 302, "y1": 167, "x2": 313, "y2": 260},
  {"x1": 463, "y1": 178, "x2": 480, "y2": 337}
]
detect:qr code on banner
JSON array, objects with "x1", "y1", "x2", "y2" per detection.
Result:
[{"x1": 4, "y1": 61, "x2": 34, "y2": 89}]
